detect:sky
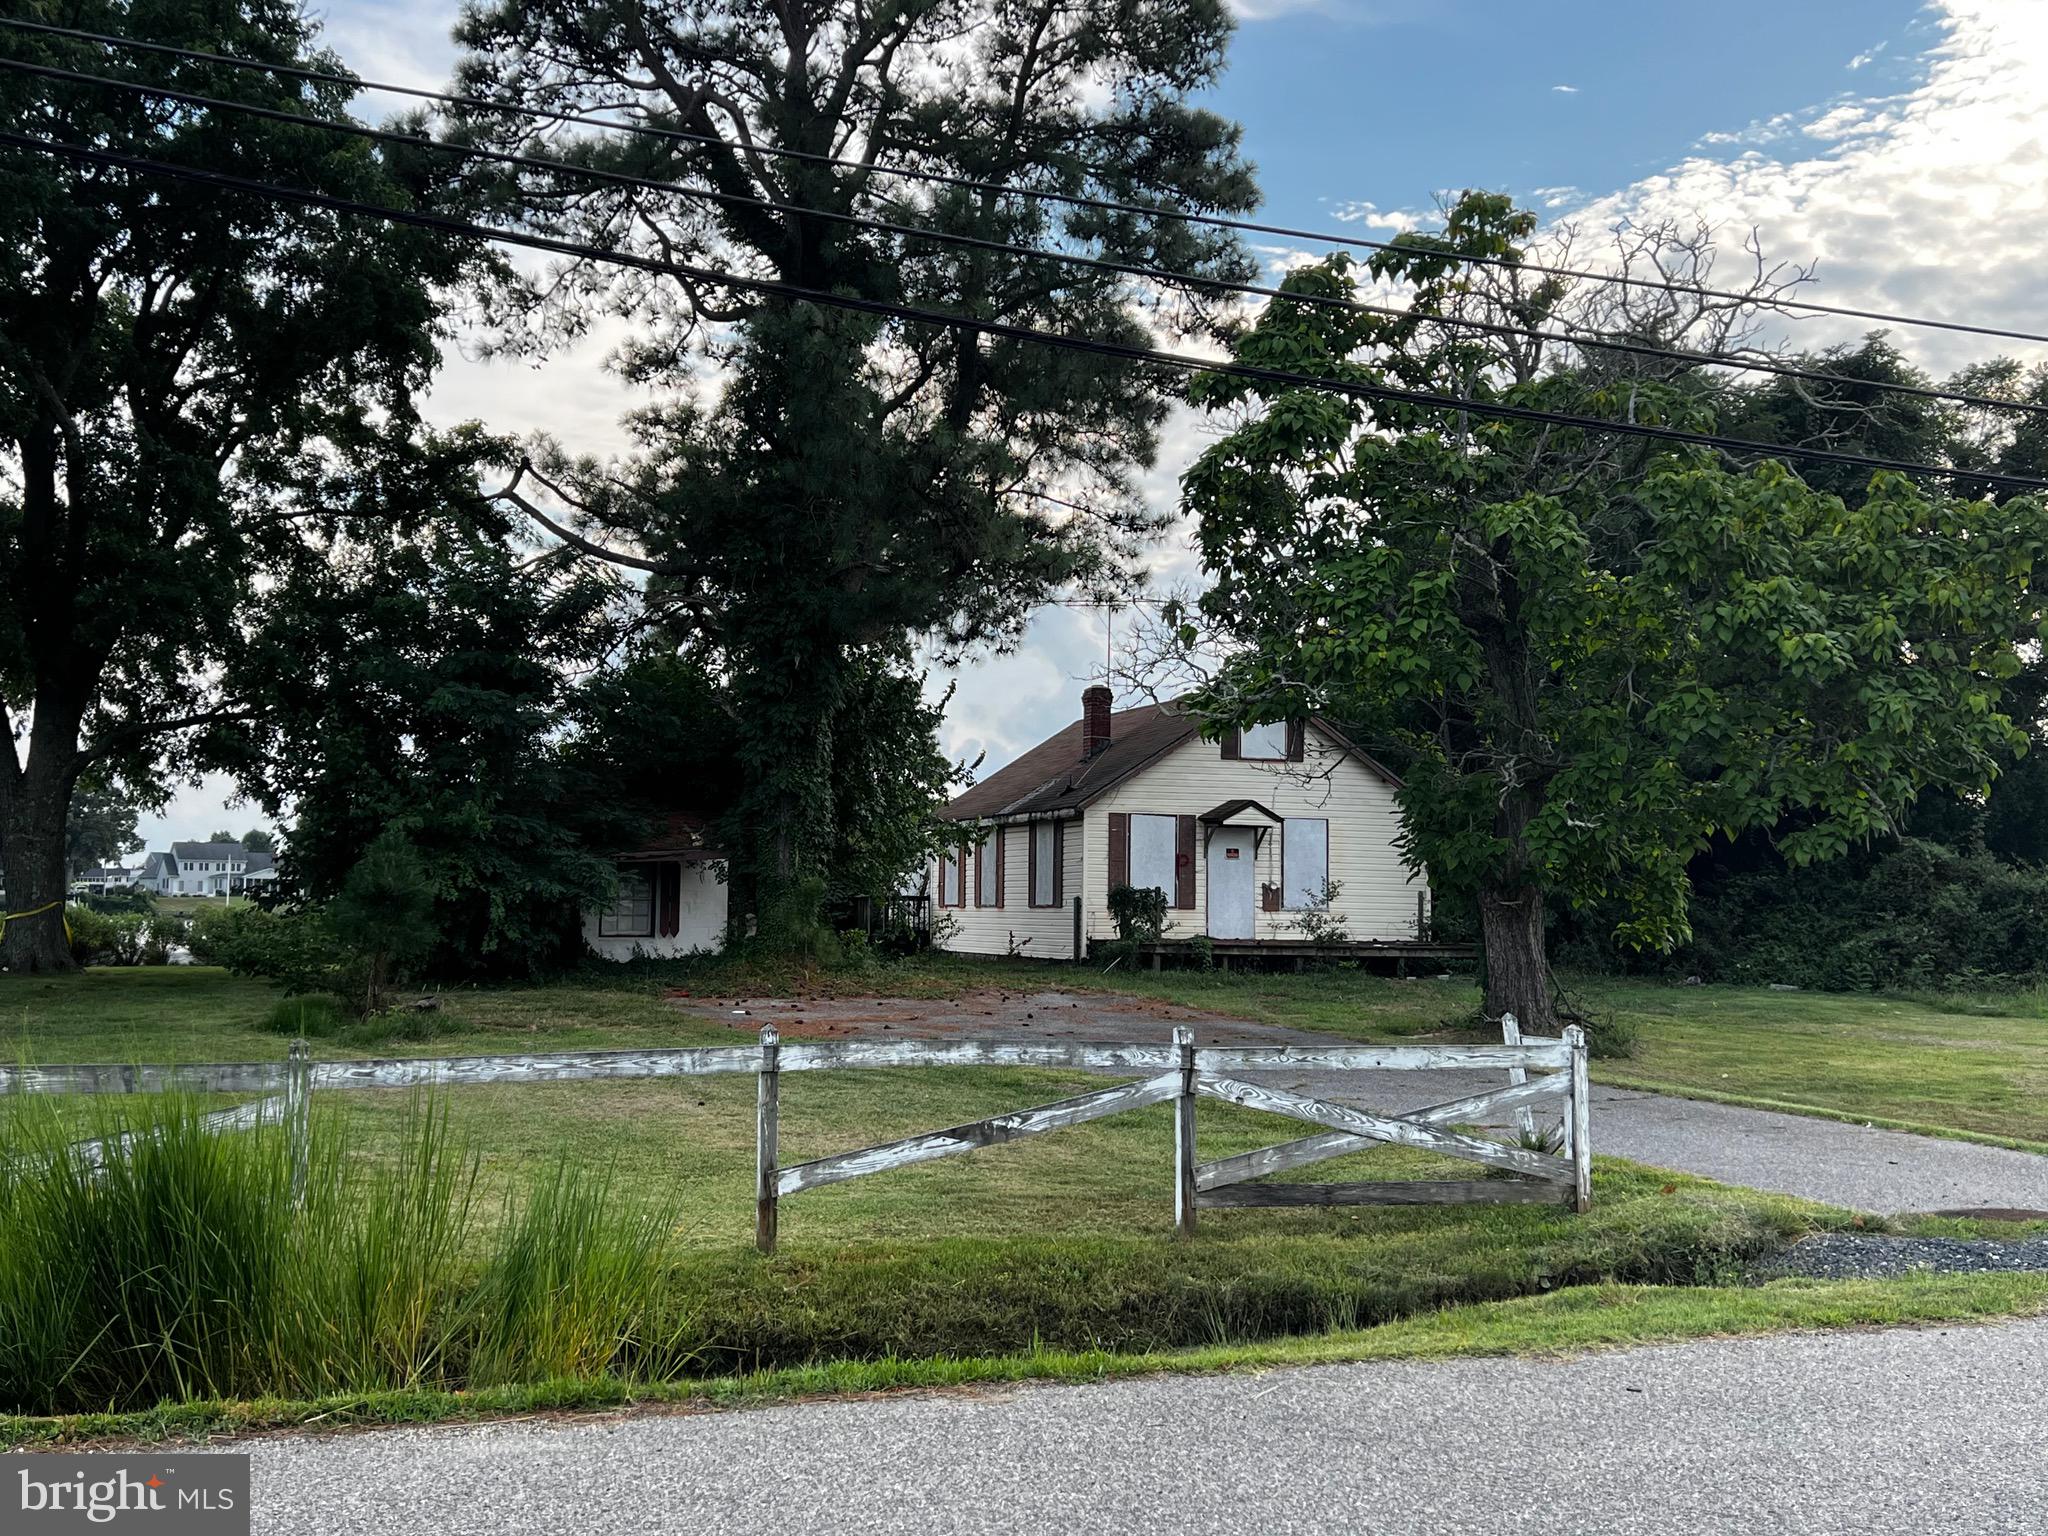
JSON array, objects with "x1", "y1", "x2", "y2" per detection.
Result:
[{"x1": 133, "y1": 0, "x2": 2048, "y2": 852}]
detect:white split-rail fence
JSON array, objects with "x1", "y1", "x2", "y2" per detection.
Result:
[{"x1": 1, "y1": 1017, "x2": 1590, "y2": 1250}]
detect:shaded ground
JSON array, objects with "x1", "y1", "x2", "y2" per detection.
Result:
[
  {"x1": 673, "y1": 987, "x2": 2048, "y2": 1215},
  {"x1": 237, "y1": 1318, "x2": 2048, "y2": 1536}
]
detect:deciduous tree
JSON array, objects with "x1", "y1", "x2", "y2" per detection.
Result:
[{"x1": 1173, "y1": 194, "x2": 2048, "y2": 1032}]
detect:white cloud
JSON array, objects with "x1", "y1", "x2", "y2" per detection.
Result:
[
  {"x1": 1848, "y1": 42, "x2": 1888, "y2": 70},
  {"x1": 1551, "y1": 84, "x2": 1579, "y2": 94},
  {"x1": 1565, "y1": 0, "x2": 2048, "y2": 376}
]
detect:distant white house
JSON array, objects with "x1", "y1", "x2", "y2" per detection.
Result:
[
  {"x1": 136, "y1": 841, "x2": 256, "y2": 897},
  {"x1": 581, "y1": 813, "x2": 729, "y2": 960},
  {"x1": 929, "y1": 686, "x2": 1432, "y2": 962},
  {"x1": 70, "y1": 864, "x2": 138, "y2": 896}
]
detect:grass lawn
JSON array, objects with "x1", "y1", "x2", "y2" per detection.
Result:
[{"x1": 3, "y1": 962, "x2": 2044, "y2": 1437}]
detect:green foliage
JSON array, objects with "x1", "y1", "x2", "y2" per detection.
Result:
[
  {"x1": 63, "y1": 777, "x2": 144, "y2": 878},
  {"x1": 1107, "y1": 884, "x2": 1170, "y2": 943},
  {"x1": 451, "y1": 0, "x2": 1259, "y2": 921},
  {"x1": 1568, "y1": 837, "x2": 2048, "y2": 994},
  {"x1": 330, "y1": 832, "x2": 438, "y2": 1014},
  {"x1": 0, "y1": 1097, "x2": 684, "y2": 1415},
  {"x1": 64, "y1": 909, "x2": 176, "y2": 967},
  {"x1": 193, "y1": 905, "x2": 352, "y2": 1001},
  {"x1": 1293, "y1": 878, "x2": 1350, "y2": 948},
  {"x1": 227, "y1": 521, "x2": 621, "y2": 979},
  {"x1": 0, "y1": 1, "x2": 486, "y2": 973},
  {"x1": 257, "y1": 995, "x2": 355, "y2": 1041},
  {"x1": 1176, "y1": 192, "x2": 2048, "y2": 1026}
]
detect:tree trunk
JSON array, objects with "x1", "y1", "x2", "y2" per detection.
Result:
[
  {"x1": 1478, "y1": 882, "x2": 1558, "y2": 1036},
  {"x1": 1, "y1": 778, "x2": 76, "y2": 973}
]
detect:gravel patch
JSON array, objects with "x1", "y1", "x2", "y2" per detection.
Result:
[{"x1": 1754, "y1": 1231, "x2": 2048, "y2": 1280}]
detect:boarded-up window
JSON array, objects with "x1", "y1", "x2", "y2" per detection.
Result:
[
  {"x1": 598, "y1": 865, "x2": 655, "y2": 938},
  {"x1": 1240, "y1": 721, "x2": 1290, "y2": 760},
  {"x1": 939, "y1": 849, "x2": 961, "y2": 908},
  {"x1": 1032, "y1": 820, "x2": 1057, "y2": 906},
  {"x1": 1284, "y1": 818, "x2": 1329, "y2": 909},
  {"x1": 1129, "y1": 813, "x2": 1177, "y2": 900},
  {"x1": 976, "y1": 833, "x2": 1001, "y2": 907}
]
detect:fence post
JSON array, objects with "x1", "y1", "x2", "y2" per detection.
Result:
[
  {"x1": 285, "y1": 1037, "x2": 311, "y2": 1205},
  {"x1": 1173, "y1": 1025, "x2": 1197, "y2": 1237},
  {"x1": 756, "y1": 1023, "x2": 781, "y2": 1254},
  {"x1": 1498, "y1": 1011, "x2": 1537, "y2": 1145},
  {"x1": 1071, "y1": 895, "x2": 1083, "y2": 962},
  {"x1": 1563, "y1": 1023, "x2": 1591, "y2": 1213}
]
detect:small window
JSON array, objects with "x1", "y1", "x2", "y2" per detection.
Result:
[
  {"x1": 1284, "y1": 818, "x2": 1329, "y2": 909},
  {"x1": 1239, "y1": 721, "x2": 1290, "y2": 760},
  {"x1": 598, "y1": 865, "x2": 656, "y2": 938},
  {"x1": 1032, "y1": 820, "x2": 1056, "y2": 906},
  {"x1": 976, "y1": 834, "x2": 1001, "y2": 907}
]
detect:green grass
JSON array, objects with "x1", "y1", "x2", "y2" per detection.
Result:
[{"x1": 7, "y1": 1272, "x2": 2043, "y2": 1449}]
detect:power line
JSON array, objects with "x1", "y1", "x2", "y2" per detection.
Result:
[
  {"x1": 7, "y1": 128, "x2": 2045, "y2": 495},
  {"x1": 7, "y1": 13, "x2": 2048, "y2": 350},
  {"x1": 7, "y1": 52, "x2": 2041, "y2": 424}
]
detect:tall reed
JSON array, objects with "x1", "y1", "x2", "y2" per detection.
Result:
[{"x1": 0, "y1": 1091, "x2": 681, "y2": 1415}]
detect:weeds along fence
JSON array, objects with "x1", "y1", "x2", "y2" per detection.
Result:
[{"x1": 1, "y1": 1022, "x2": 1591, "y2": 1252}]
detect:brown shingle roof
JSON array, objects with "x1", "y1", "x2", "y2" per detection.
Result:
[
  {"x1": 941, "y1": 698, "x2": 1403, "y2": 824},
  {"x1": 942, "y1": 701, "x2": 1199, "y2": 822}
]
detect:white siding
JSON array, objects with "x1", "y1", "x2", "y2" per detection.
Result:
[
  {"x1": 934, "y1": 818, "x2": 1084, "y2": 959},
  {"x1": 583, "y1": 860, "x2": 728, "y2": 960},
  {"x1": 1083, "y1": 725, "x2": 1424, "y2": 944}
]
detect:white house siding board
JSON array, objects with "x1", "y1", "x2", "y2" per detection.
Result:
[
  {"x1": 934, "y1": 819, "x2": 1083, "y2": 959},
  {"x1": 1082, "y1": 728, "x2": 1423, "y2": 943},
  {"x1": 583, "y1": 861, "x2": 728, "y2": 960}
]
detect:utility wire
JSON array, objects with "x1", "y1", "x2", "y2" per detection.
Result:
[
  {"x1": 7, "y1": 51, "x2": 2041, "y2": 424},
  {"x1": 8, "y1": 128, "x2": 2044, "y2": 496},
  {"x1": 7, "y1": 13, "x2": 2048, "y2": 349}
]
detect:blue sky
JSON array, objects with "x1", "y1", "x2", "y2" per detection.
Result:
[
  {"x1": 139, "y1": 0, "x2": 2048, "y2": 849},
  {"x1": 1212, "y1": 0, "x2": 1928, "y2": 231}
]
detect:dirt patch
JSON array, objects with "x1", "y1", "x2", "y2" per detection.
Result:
[{"x1": 663, "y1": 987, "x2": 1314, "y2": 1047}]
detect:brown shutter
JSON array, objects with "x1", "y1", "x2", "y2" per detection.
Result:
[
  {"x1": 1262, "y1": 882, "x2": 1282, "y2": 912},
  {"x1": 995, "y1": 827, "x2": 1006, "y2": 909},
  {"x1": 1222, "y1": 727, "x2": 1241, "y2": 760},
  {"x1": 1286, "y1": 720, "x2": 1306, "y2": 761},
  {"x1": 1108, "y1": 812, "x2": 1130, "y2": 889},
  {"x1": 1053, "y1": 819, "x2": 1066, "y2": 905},
  {"x1": 1174, "y1": 815, "x2": 1196, "y2": 909},
  {"x1": 958, "y1": 841, "x2": 970, "y2": 906},
  {"x1": 661, "y1": 861, "x2": 682, "y2": 937},
  {"x1": 973, "y1": 840, "x2": 983, "y2": 908},
  {"x1": 1027, "y1": 822, "x2": 1040, "y2": 907}
]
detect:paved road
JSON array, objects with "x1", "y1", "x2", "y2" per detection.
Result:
[{"x1": 245, "y1": 1318, "x2": 2048, "y2": 1535}]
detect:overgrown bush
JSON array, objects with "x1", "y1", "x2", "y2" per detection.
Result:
[
  {"x1": 1107, "y1": 884, "x2": 1168, "y2": 943},
  {"x1": 194, "y1": 905, "x2": 353, "y2": 998},
  {"x1": 63, "y1": 908, "x2": 176, "y2": 966},
  {"x1": 1556, "y1": 837, "x2": 2048, "y2": 993}
]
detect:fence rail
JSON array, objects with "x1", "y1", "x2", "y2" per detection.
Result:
[{"x1": 2, "y1": 1017, "x2": 1592, "y2": 1243}]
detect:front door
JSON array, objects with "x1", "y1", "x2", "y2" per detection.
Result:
[{"x1": 1206, "y1": 826, "x2": 1256, "y2": 939}]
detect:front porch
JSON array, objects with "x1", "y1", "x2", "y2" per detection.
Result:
[{"x1": 1104, "y1": 937, "x2": 1478, "y2": 973}]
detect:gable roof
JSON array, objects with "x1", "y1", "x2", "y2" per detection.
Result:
[
  {"x1": 942, "y1": 697, "x2": 1400, "y2": 823},
  {"x1": 172, "y1": 841, "x2": 243, "y2": 862}
]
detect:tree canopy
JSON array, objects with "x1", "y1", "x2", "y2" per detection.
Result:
[
  {"x1": 451, "y1": 0, "x2": 1259, "y2": 937},
  {"x1": 0, "y1": 2, "x2": 484, "y2": 969},
  {"x1": 1173, "y1": 193, "x2": 2048, "y2": 1032}
]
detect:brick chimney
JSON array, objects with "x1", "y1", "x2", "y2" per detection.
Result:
[{"x1": 1082, "y1": 684, "x2": 1114, "y2": 758}]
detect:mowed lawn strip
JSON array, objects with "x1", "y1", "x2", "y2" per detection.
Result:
[{"x1": 8, "y1": 1273, "x2": 2045, "y2": 1450}]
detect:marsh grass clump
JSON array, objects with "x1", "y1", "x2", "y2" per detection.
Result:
[{"x1": 0, "y1": 1094, "x2": 680, "y2": 1415}]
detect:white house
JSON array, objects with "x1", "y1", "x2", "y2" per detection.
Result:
[
  {"x1": 136, "y1": 841, "x2": 250, "y2": 897},
  {"x1": 930, "y1": 686, "x2": 1431, "y2": 961},
  {"x1": 582, "y1": 813, "x2": 730, "y2": 960}
]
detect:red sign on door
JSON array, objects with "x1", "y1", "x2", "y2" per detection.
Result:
[{"x1": 1225, "y1": 848, "x2": 1240, "y2": 859}]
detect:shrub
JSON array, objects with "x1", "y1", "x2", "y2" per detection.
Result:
[
  {"x1": 1107, "y1": 883, "x2": 1168, "y2": 943},
  {"x1": 1293, "y1": 877, "x2": 1350, "y2": 949},
  {"x1": 329, "y1": 831, "x2": 438, "y2": 1015},
  {"x1": 64, "y1": 905, "x2": 117, "y2": 966},
  {"x1": 259, "y1": 995, "x2": 354, "y2": 1039}
]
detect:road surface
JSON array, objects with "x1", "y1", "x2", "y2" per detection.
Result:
[{"x1": 244, "y1": 1317, "x2": 2048, "y2": 1535}]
